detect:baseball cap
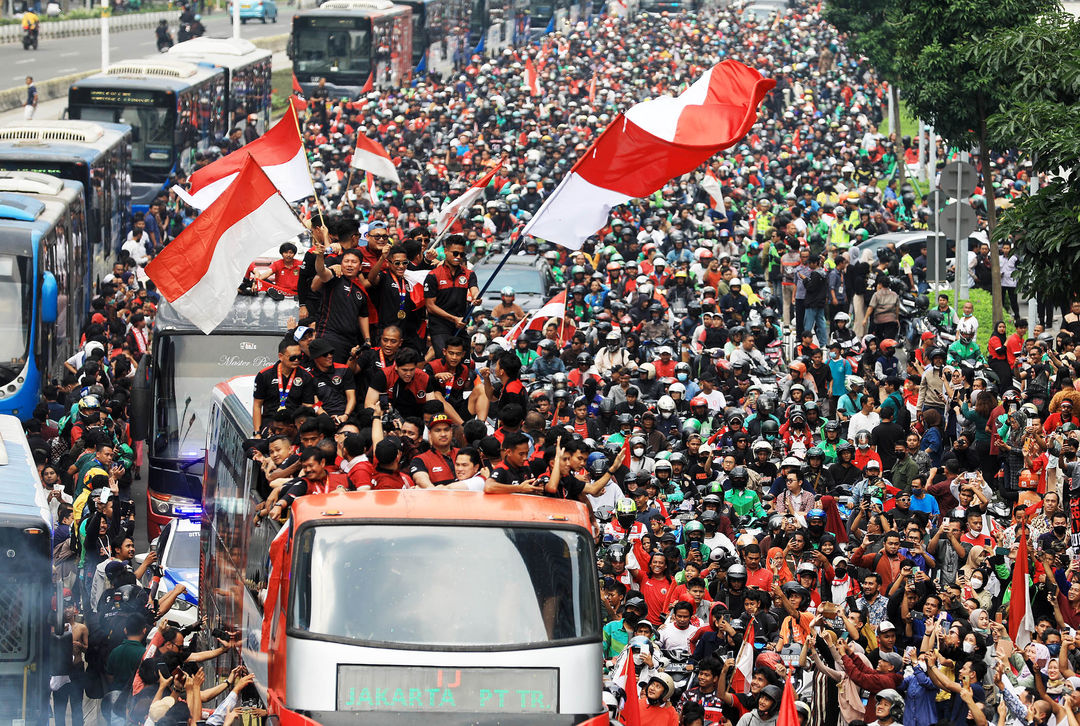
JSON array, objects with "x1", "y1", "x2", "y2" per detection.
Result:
[
  {"x1": 428, "y1": 413, "x2": 453, "y2": 429},
  {"x1": 878, "y1": 620, "x2": 896, "y2": 632},
  {"x1": 865, "y1": 459, "x2": 881, "y2": 471},
  {"x1": 308, "y1": 338, "x2": 335, "y2": 358},
  {"x1": 880, "y1": 653, "x2": 903, "y2": 670},
  {"x1": 293, "y1": 325, "x2": 314, "y2": 342}
]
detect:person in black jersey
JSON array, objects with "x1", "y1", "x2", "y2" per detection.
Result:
[
  {"x1": 484, "y1": 432, "x2": 546, "y2": 494},
  {"x1": 365, "y1": 244, "x2": 426, "y2": 354},
  {"x1": 252, "y1": 338, "x2": 315, "y2": 434},
  {"x1": 311, "y1": 233, "x2": 371, "y2": 363},
  {"x1": 424, "y1": 235, "x2": 478, "y2": 356},
  {"x1": 424, "y1": 336, "x2": 488, "y2": 422},
  {"x1": 306, "y1": 338, "x2": 356, "y2": 423},
  {"x1": 479, "y1": 350, "x2": 527, "y2": 420},
  {"x1": 352, "y1": 325, "x2": 402, "y2": 402}
]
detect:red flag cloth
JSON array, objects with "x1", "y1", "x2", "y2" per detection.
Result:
[
  {"x1": 506, "y1": 291, "x2": 576, "y2": 342},
  {"x1": 730, "y1": 619, "x2": 755, "y2": 695},
  {"x1": 525, "y1": 57, "x2": 541, "y2": 97},
  {"x1": 612, "y1": 651, "x2": 641, "y2": 726},
  {"x1": 147, "y1": 155, "x2": 305, "y2": 334},
  {"x1": 349, "y1": 132, "x2": 400, "y2": 184},
  {"x1": 174, "y1": 100, "x2": 313, "y2": 210},
  {"x1": 434, "y1": 160, "x2": 504, "y2": 236},
  {"x1": 361, "y1": 72, "x2": 374, "y2": 94},
  {"x1": 588, "y1": 73, "x2": 597, "y2": 106},
  {"x1": 522, "y1": 59, "x2": 773, "y2": 250},
  {"x1": 1009, "y1": 525, "x2": 1034, "y2": 648},
  {"x1": 776, "y1": 674, "x2": 799, "y2": 726},
  {"x1": 291, "y1": 73, "x2": 303, "y2": 94}
]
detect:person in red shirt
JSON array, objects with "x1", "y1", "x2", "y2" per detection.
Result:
[
  {"x1": 631, "y1": 542, "x2": 675, "y2": 626},
  {"x1": 1044, "y1": 398, "x2": 1077, "y2": 435},
  {"x1": 267, "y1": 448, "x2": 349, "y2": 519},
  {"x1": 358, "y1": 438, "x2": 414, "y2": 490},
  {"x1": 1005, "y1": 319, "x2": 1028, "y2": 368},
  {"x1": 256, "y1": 242, "x2": 301, "y2": 295}
]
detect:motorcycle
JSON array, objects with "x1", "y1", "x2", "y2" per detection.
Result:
[
  {"x1": 22, "y1": 25, "x2": 38, "y2": 50},
  {"x1": 155, "y1": 20, "x2": 174, "y2": 52}
]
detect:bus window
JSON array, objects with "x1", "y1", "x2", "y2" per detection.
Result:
[
  {"x1": 295, "y1": 19, "x2": 373, "y2": 77},
  {"x1": 78, "y1": 105, "x2": 173, "y2": 170},
  {"x1": 0, "y1": 255, "x2": 32, "y2": 382},
  {"x1": 291, "y1": 524, "x2": 600, "y2": 646}
]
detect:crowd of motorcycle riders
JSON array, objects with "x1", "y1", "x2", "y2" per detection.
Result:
[{"x1": 36, "y1": 0, "x2": 1080, "y2": 726}]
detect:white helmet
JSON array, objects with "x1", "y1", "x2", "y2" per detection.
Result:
[
  {"x1": 657, "y1": 395, "x2": 676, "y2": 414},
  {"x1": 639, "y1": 363, "x2": 656, "y2": 380},
  {"x1": 669, "y1": 382, "x2": 686, "y2": 395},
  {"x1": 835, "y1": 312, "x2": 850, "y2": 323},
  {"x1": 958, "y1": 318, "x2": 977, "y2": 341},
  {"x1": 471, "y1": 333, "x2": 488, "y2": 345},
  {"x1": 639, "y1": 282, "x2": 654, "y2": 296}
]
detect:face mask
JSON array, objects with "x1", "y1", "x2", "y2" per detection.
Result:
[
  {"x1": 632, "y1": 447, "x2": 645, "y2": 458},
  {"x1": 970, "y1": 577, "x2": 983, "y2": 590},
  {"x1": 1054, "y1": 526, "x2": 1067, "y2": 536},
  {"x1": 677, "y1": 373, "x2": 688, "y2": 382},
  {"x1": 962, "y1": 641, "x2": 976, "y2": 654},
  {"x1": 1048, "y1": 643, "x2": 1062, "y2": 657},
  {"x1": 829, "y1": 351, "x2": 839, "y2": 360},
  {"x1": 834, "y1": 566, "x2": 847, "y2": 578},
  {"x1": 969, "y1": 524, "x2": 981, "y2": 535}
]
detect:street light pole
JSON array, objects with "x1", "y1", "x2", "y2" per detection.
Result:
[
  {"x1": 100, "y1": 0, "x2": 109, "y2": 71},
  {"x1": 232, "y1": 0, "x2": 240, "y2": 39}
]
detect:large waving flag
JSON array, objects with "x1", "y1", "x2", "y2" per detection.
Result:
[
  {"x1": 730, "y1": 619, "x2": 755, "y2": 695},
  {"x1": 350, "y1": 133, "x2": 400, "y2": 185},
  {"x1": 1009, "y1": 525, "x2": 1034, "y2": 649},
  {"x1": 174, "y1": 100, "x2": 313, "y2": 210},
  {"x1": 434, "y1": 160, "x2": 504, "y2": 237},
  {"x1": 147, "y1": 155, "x2": 305, "y2": 334},
  {"x1": 522, "y1": 60, "x2": 773, "y2": 249}
]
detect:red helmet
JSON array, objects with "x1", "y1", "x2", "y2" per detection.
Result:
[
  {"x1": 881, "y1": 338, "x2": 897, "y2": 351},
  {"x1": 789, "y1": 361, "x2": 807, "y2": 375},
  {"x1": 690, "y1": 396, "x2": 708, "y2": 408}
]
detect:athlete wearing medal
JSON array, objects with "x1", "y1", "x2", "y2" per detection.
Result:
[
  {"x1": 366, "y1": 244, "x2": 427, "y2": 354},
  {"x1": 252, "y1": 339, "x2": 315, "y2": 434}
]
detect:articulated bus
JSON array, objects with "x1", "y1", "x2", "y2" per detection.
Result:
[
  {"x1": 0, "y1": 120, "x2": 132, "y2": 277},
  {"x1": 289, "y1": 0, "x2": 413, "y2": 96},
  {"x1": 68, "y1": 60, "x2": 227, "y2": 212},
  {"x1": 469, "y1": 0, "x2": 529, "y2": 55},
  {"x1": 0, "y1": 413, "x2": 56, "y2": 726},
  {"x1": 129, "y1": 295, "x2": 296, "y2": 536},
  {"x1": 0, "y1": 173, "x2": 88, "y2": 419},
  {"x1": 395, "y1": 0, "x2": 472, "y2": 76},
  {"x1": 200, "y1": 375, "x2": 606, "y2": 725},
  {"x1": 167, "y1": 37, "x2": 273, "y2": 131}
]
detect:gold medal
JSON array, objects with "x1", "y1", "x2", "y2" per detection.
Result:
[{"x1": 397, "y1": 310, "x2": 406, "y2": 319}]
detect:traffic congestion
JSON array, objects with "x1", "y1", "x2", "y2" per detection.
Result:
[{"x1": 1, "y1": 0, "x2": 1078, "y2": 725}]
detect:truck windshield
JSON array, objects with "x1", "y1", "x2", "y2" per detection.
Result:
[
  {"x1": 291, "y1": 524, "x2": 600, "y2": 647},
  {"x1": 151, "y1": 334, "x2": 279, "y2": 461}
]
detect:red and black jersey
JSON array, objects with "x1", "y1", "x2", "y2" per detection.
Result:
[
  {"x1": 308, "y1": 363, "x2": 354, "y2": 415},
  {"x1": 424, "y1": 359, "x2": 475, "y2": 400},
  {"x1": 253, "y1": 364, "x2": 315, "y2": 418},
  {"x1": 370, "y1": 271, "x2": 425, "y2": 333},
  {"x1": 424, "y1": 263, "x2": 476, "y2": 334},
  {"x1": 489, "y1": 462, "x2": 532, "y2": 489},
  {"x1": 370, "y1": 367, "x2": 431, "y2": 419},
  {"x1": 499, "y1": 378, "x2": 528, "y2": 415},
  {"x1": 316, "y1": 273, "x2": 369, "y2": 342},
  {"x1": 408, "y1": 447, "x2": 458, "y2": 486}
]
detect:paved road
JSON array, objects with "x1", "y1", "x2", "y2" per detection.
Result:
[{"x1": 0, "y1": 6, "x2": 295, "y2": 87}]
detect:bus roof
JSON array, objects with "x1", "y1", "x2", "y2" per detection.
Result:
[
  {"x1": 167, "y1": 37, "x2": 272, "y2": 71},
  {"x1": 73, "y1": 61, "x2": 224, "y2": 92},
  {"x1": 0, "y1": 414, "x2": 49, "y2": 527},
  {"x1": 291, "y1": 489, "x2": 593, "y2": 531},
  {"x1": 0, "y1": 121, "x2": 131, "y2": 155},
  {"x1": 300, "y1": 0, "x2": 411, "y2": 19},
  {"x1": 0, "y1": 178, "x2": 84, "y2": 256},
  {"x1": 155, "y1": 295, "x2": 298, "y2": 335}
]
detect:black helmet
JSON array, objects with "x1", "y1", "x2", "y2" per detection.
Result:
[
  {"x1": 616, "y1": 413, "x2": 634, "y2": 428},
  {"x1": 729, "y1": 466, "x2": 748, "y2": 486},
  {"x1": 589, "y1": 458, "x2": 609, "y2": 478},
  {"x1": 599, "y1": 397, "x2": 616, "y2": 415},
  {"x1": 571, "y1": 284, "x2": 587, "y2": 296},
  {"x1": 781, "y1": 582, "x2": 812, "y2": 610},
  {"x1": 669, "y1": 452, "x2": 688, "y2": 466},
  {"x1": 761, "y1": 420, "x2": 780, "y2": 437},
  {"x1": 576, "y1": 352, "x2": 593, "y2": 367},
  {"x1": 929, "y1": 347, "x2": 947, "y2": 361},
  {"x1": 624, "y1": 594, "x2": 648, "y2": 619},
  {"x1": 607, "y1": 544, "x2": 627, "y2": 561},
  {"x1": 837, "y1": 441, "x2": 856, "y2": 456},
  {"x1": 807, "y1": 446, "x2": 824, "y2": 460},
  {"x1": 824, "y1": 421, "x2": 841, "y2": 434}
]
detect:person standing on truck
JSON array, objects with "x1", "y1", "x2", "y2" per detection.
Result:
[
  {"x1": 311, "y1": 240, "x2": 371, "y2": 362},
  {"x1": 408, "y1": 413, "x2": 457, "y2": 488},
  {"x1": 425, "y1": 235, "x2": 478, "y2": 357},
  {"x1": 252, "y1": 339, "x2": 315, "y2": 435},
  {"x1": 305, "y1": 338, "x2": 356, "y2": 424}
]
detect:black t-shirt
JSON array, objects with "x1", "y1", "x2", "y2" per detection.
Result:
[
  {"x1": 354, "y1": 347, "x2": 395, "y2": 400},
  {"x1": 370, "y1": 272, "x2": 425, "y2": 335},
  {"x1": 370, "y1": 368, "x2": 431, "y2": 419},
  {"x1": 308, "y1": 363, "x2": 355, "y2": 415},
  {"x1": 489, "y1": 462, "x2": 532, "y2": 489},
  {"x1": 552, "y1": 473, "x2": 587, "y2": 500},
  {"x1": 253, "y1": 364, "x2": 315, "y2": 417},
  {"x1": 316, "y1": 273, "x2": 369, "y2": 342},
  {"x1": 424, "y1": 264, "x2": 476, "y2": 334}
]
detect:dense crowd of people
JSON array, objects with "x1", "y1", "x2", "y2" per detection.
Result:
[{"x1": 31, "y1": 0, "x2": 1080, "y2": 725}]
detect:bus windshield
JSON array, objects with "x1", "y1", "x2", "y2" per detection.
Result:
[
  {"x1": 152, "y1": 334, "x2": 278, "y2": 461},
  {"x1": 292, "y1": 523, "x2": 600, "y2": 647},
  {"x1": 0, "y1": 255, "x2": 32, "y2": 386},
  {"x1": 76, "y1": 104, "x2": 174, "y2": 170},
  {"x1": 294, "y1": 19, "x2": 372, "y2": 79}
]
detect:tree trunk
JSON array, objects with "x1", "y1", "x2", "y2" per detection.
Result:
[
  {"x1": 977, "y1": 95, "x2": 1003, "y2": 325},
  {"x1": 891, "y1": 84, "x2": 906, "y2": 185}
]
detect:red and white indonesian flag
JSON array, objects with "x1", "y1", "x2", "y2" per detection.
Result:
[
  {"x1": 610, "y1": 648, "x2": 641, "y2": 726},
  {"x1": 525, "y1": 57, "x2": 542, "y2": 97},
  {"x1": 365, "y1": 172, "x2": 379, "y2": 206},
  {"x1": 730, "y1": 619, "x2": 754, "y2": 695},
  {"x1": 701, "y1": 168, "x2": 726, "y2": 210},
  {"x1": 173, "y1": 100, "x2": 314, "y2": 210},
  {"x1": 434, "y1": 161, "x2": 504, "y2": 237},
  {"x1": 506, "y1": 291, "x2": 576, "y2": 341},
  {"x1": 349, "y1": 132, "x2": 400, "y2": 185},
  {"x1": 522, "y1": 60, "x2": 773, "y2": 250},
  {"x1": 147, "y1": 155, "x2": 305, "y2": 334},
  {"x1": 1009, "y1": 525, "x2": 1034, "y2": 649}
]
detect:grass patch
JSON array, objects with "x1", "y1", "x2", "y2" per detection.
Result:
[
  {"x1": 934, "y1": 287, "x2": 1012, "y2": 351},
  {"x1": 270, "y1": 67, "x2": 292, "y2": 113},
  {"x1": 881, "y1": 98, "x2": 919, "y2": 139}
]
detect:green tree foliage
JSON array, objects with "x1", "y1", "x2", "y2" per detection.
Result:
[{"x1": 974, "y1": 12, "x2": 1080, "y2": 307}]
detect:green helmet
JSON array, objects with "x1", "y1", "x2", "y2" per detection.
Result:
[
  {"x1": 616, "y1": 497, "x2": 636, "y2": 515},
  {"x1": 708, "y1": 481, "x2": 724, "y2": 495},
  {"x1": 655, "y1": 451, "x2": 671, "y2": 461},
  {"x1": 682, "y1": 419, "x2": 702, "y2": 435},
  {"x1": 683, "y1": 520, "x2": 705, "y2": 534},
  {"x1": 571, "y1": 265, "x2": 586, "y2": 275}
]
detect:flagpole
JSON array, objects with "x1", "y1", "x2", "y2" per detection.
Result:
[
  {"x1": 287, "y1": 98, "x2": 328, "y2": 229},
  {"x1": 453, "y1": 224, "x2": 525, "y2": 336}
]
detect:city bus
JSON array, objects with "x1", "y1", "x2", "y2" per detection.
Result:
[
  {"x1": 0, "y1": 413, "x2": 55, "y2": 726},
  {"x1": 0, "y1": 173, "x2": 88, "y2": 420},
  {"x1": 0, "y1": 120, "x2": 132, "y2": 278},
  {"x1": 167, "y1": 37, "x2": 273, "y2": 131},
  {"x1": 469, "y1": 0, "x2": 528, "y2": 54},
  {"x1": 198, "y1": 375, "x2": 606, "y2": 724},
  {"x1": 67, "y1": 59, "x2": 227, "y2": 212},
  {"x1": 129, "y1": 294, "x2": 296, "y2": 536},
  {"x1": 397, "y1": 0, "x2": 448, "y2": 75},
  {"x1": 289, "y1": 0, "x2": 413, "y2": 96}
]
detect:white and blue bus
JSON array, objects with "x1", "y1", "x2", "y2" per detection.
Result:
[
  {"x1": 0, "y1": 172, "x2": 88, "y2": 419},
  {"x1": 67, "y1": 59, "x2": 228, "y2": 213},
  {"x1": 166, "y1": 37, "x2": 273, "y2": 131},
  {"x1": 0, "y1": 413, "x2": 55, "y2": 726},
  {"x1": 0, "y1": 120, "x2": 132, "y2": 281}
]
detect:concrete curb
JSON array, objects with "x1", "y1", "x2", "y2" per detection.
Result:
[{"x1": 0, "y1": 33, "x2": 287, "y2": 114}]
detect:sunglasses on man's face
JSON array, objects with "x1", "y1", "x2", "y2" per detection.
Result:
[
  {"x1": 287, "y1": 354, "x2": 302, "y2": 362},
  {"x1": 368, "y1": 233, "x2": 389, "y2": 240},
  {"x1": 445, "y1": 249, "x2": 464, "y2": 257}
]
